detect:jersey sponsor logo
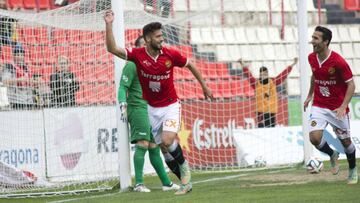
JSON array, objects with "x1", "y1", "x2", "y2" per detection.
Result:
[
  {"x1": 311, "y1": 120, "x2": 317, "y2": 127},
  {"x1": 164, "y1": 119, "x2": 177, "y2": 128},
  {"x1": 314, "y1": 79, "x2": 337, "y2": 86},
  {"x1": 328, "y1": 67, "x2": 336, "y2": 75},
  {"x1": 165, "y1": 60, "x2": 172, "y2": 68},
  {"x1": 319, "y1": 86, "x2": 330, "y2": 97},
  {"x1": 140, "y1": 70, "x2": 170, "y2": 81},
  {"x1": 149, "y1": 81, "x2": 161, "y2": 92}
]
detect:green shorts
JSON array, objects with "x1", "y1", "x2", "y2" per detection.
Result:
[{"x1": 127, "y1": 106, "x2": 155, "y2": 144}]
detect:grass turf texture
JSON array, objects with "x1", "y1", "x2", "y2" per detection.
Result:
[{"x1": 1, "y1": 159, "x2": 359, "y2": 203}]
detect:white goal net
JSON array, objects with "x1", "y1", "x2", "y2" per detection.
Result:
[{"x1": 0, "y1": 0, "x2": 346, "y2": 196}]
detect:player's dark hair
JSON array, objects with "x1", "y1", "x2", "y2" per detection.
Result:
[
  {"x1": 259, "y1": 66, "x2": 268, "y2": 73},
  {"x1": 134, "y1": 35, "x2": 144, "y2": 47},
  {"x1": 142, "y1": 22, "x2": 162, "y2": 38},
  {"x1": 315, "y1": 26, "x2": 332, "y2": 46}
]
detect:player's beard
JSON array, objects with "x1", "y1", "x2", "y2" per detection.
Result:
[{"x1": 150, "y1": 40, "x2": 162, "y2": 51}]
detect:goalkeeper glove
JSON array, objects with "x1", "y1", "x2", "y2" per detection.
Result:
[{"x1": 119, "y1": 102, "x2": 127, "y2": 122}]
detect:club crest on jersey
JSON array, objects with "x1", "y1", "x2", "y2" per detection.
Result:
[
  {"x1": 328, "y1": 67, "x2": 336, "y2": 75},
  {"x1": 165, "y1": 60, "x2": 172, "y2": 68},
  {"x1": 311, "y1": 120, "x2": 317, "y2": 127}
]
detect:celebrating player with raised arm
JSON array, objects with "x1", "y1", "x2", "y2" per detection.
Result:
[
  {"x1": 105, "y1": 10, "x2": 213, "y2": 195},
  {"x1": 304, "y1": 26, "x2": 357, "y2": 184}
]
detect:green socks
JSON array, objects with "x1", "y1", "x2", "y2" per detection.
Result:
[
  {"x1": 148, "y1": 146, "x2": 171, "y2": 186},
  {"x1": 134, "y1": 145, "x2": 147, "y2": 185}
]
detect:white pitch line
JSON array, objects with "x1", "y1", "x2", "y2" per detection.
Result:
[
  {"x1": 47, "y1": 168, "x2": 296, "y2": 203},
  {"x1": 47, "y1": 173, "x2": 249, "y2": 203}
]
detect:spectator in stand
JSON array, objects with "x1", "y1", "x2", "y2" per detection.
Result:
[
  {"x1": 239, "y1": 57, "x2": 298, "y2": 128},
  {"x1": 2, "y1": 45, "x2": 38, "y2": 110},
  {"x1": 50, "y1": 56, "x2": 79, "y2": 107},
  {"x1": 32, "y1": 73, "x2": 52, "y2": 108}
]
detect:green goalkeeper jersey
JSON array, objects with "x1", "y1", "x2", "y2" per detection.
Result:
[{"x1": 118, "y1": 62, "x2": 147, "y2": 107}]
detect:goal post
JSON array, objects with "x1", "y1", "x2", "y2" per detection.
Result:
[{"x1": 111, "y1": 0, "x2": 131, "y2": 191}]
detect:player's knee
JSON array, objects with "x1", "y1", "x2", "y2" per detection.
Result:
[
  {"x1": 340, "y1": 138, "x2": 352, "y2": 147},
  {"x1": 161, "y1": 131, "x2": 176, "y2": 147},
  {"x1": 309, "y1": 131, "x2": 322, "y2": 146},
  {"x1": 136, "y1": 140, "x2": 150, "y2": 148}
]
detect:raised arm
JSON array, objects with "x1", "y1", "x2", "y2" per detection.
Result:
[
  {"x1": 104, "y1": 10, "x2": 127, "y2": 59},
  {"x1": 274, "y1": 57, "x2": 298, "y2": 85},
  {"x1": 239, "y1": 59, "x2": 256, "y2": 89},
  {"x1": 186, "y1": 61, "x2": 213, "y2": 100}
]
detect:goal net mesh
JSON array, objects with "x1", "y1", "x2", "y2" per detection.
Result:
[{"x1": 0, "y1": 0, "x2": 316, "y2": 196}]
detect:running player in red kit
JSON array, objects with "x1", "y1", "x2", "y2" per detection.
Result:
[
  {"x1": 104, "y1": 10, "x2": 213, "y2": 194},
  {"x1": 304, "y1": 26, "x2": 357, "y2": 184}
]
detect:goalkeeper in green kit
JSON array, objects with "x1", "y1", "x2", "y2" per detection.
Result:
[{"x1": 118, "y1": 36, "x2": 180, "y2": 192}]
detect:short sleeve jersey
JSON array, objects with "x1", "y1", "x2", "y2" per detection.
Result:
[
  {"x1": 126, "y1": 47, "x2": 188, "y2": 107},
  {"x1": 308, "y1": 51, "x2": 353, "y2": 111}
]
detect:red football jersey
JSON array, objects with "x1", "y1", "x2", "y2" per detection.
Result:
[
  {"x1": 308, "y1": 51, "x2": 353, "y2": 111},
  {"x1": 126, "y1": 47, "x2": 188, "y2": 107}
]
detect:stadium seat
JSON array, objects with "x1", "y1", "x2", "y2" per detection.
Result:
[
  {"x1": 218, "y1": 80, "x2": 232, "y2": 98},
  {"x1": 6, "y1": 0, "x2": 24, "y2": 9},
  {"x1": 285, "y1": 44, "x2": 297, "y2": 59},
  {"x1": 251, "y1": 45, "x2": 263, "y2": 60},
  {"x1": 233, "y1": 27, "x2": 248, "y2": 44},
  {"x1": 284, "y1": 27, "x2": 296, "y2": 42},
  {"x1": 37, "y1": 27, "x2": 50, "y2": 45},
  {"x1": 239, "y1": 45, "x2": 252, "y2": 61},
  {"x1": 19, "y1": 27, "x2": 38, "y2": 44},
  {"x1": 228, "y1": 45, "x2": 241, "y2": 62},
  {"x1": 201, "y1": 27, "x2": 213, "y2": 44},
  {"x1": 353, "y1": 43, "x2": 360, "y2": 58},
  {"x1": 267, "y1": 27, "x2": 281, "y2": 43},
  {"x1": 174, "y1": 82, "x2": 186, "y2": 100},
  {"x1": 256, "y1": 27, "x2": 269, "y2": 43},
  {"x1": 217, "y1": 63, "x2": 231, "y2": 79},
  {"x1": 52, "y1": 29, "x2": 68, "y2": 45},
  {"x1": 331, "y1": 43, "x2": 341, "y2": 54},
  {"x1": 349, "y1": 26, "x2": 360, "y2": 42},
  {"x1": 1, "y1": 45, "x2": 13, "y2": 63},
  {"x1": 223, "y1": 0, "x2": 246, "y2": 11},
  {"x1": 273, "y1": 44, "x2": 287, "y2": 60},
  {"x1": 173, "y1": 0, "x2": 187, "y2": 11},
  {"x1": 212, "y1": 27, "x2": 226, "y2": 44},
  {"x1": 353, "y1": 76, "x2": 360, "y2": 94},
  {"x1": 245, "y1": 27, "x2": 257, "y2": 44},
  {"x1": 190, "y1": 28, "x2": 202, "y2": 44},
  {"x1": 353, "y1": 59, "x2": 360, "y2": 75},
  {"x1": 207, "y1": 81, "x2": 221, "y2": 98},
  {"x1": 223, "y1": 28, "x2": 236, "y2": 44},
  {"x1": 216, "y1": 45, "x2": 231, "y2": 62},
  {"x1": 262, "y1": 44, "x2": 275, "y2": 60},
  {"x1": 23, "y1": 0, "x2": 51, "y2": 9},
  {"x1": 338, "y1": 27, "x2": 351, "y2": 42},
  {"x1": 341, "y1": 43, "x2": 355, "y2": 58}
]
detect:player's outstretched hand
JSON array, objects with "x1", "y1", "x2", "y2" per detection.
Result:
[
  {"x1": 104, "y1": 10, "x2": 114, "y2": 24},
  {"x1": 203, "y1": 86, "x2": 214, "y2": 101},
  {"x1": 303, "y1": 97, "x2": 312, "y2": 112},
  {"x1": 333, "y1": 105, "x2": 347, "y2": 119},
  {"x1": 290, "y1": 57, "x2": 298, "y2": 67}
]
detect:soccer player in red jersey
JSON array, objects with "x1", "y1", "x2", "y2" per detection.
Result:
[
  {"x1": 304, "y1": 26, "x2": 357, "y2": 184},
  {"x1": 104, "y1": 10, "x2": 213, "y2": 194}
]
